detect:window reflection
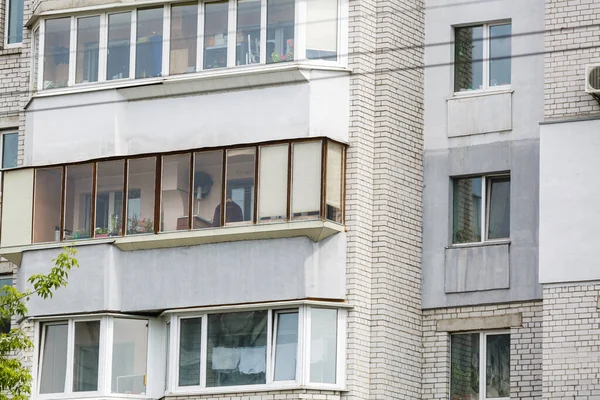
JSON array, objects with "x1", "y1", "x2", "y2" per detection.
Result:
[
  {"x1": 222, "y1": 148, "x2": 255, "y2": 225},
  {"x1": 193, "y1": 150, "x2": 222, "y2": 228},
  {"x1": 309, "y1": 308, "x2": 337, "y2": 384},
  {"x1": 95, "y1": 161, "x2": 124, "y2": 237},
  {"x1": 33, "y1": 167, "x2": 63, "y2": 243},
  {"x1": 273, "y1": 312, "x2": 298, "y2": 381},
  {"x1": 76, "y1": 16, "x2": 100, "y2": 84},
  {"x1": 127, "y1": 158, "x2": 156, "y2": 235},
  {"x1": 161, "y1": 154, "x2": 190, "y2": 232},
  {"x1": 206, "y1": 311, "x2": 268, "y2": 387},
  {"x1": 107, "y1": 13, "x2": 131, "y2": 80},
  {"x1": 64, "y1": 164, "x2": 93, "y2": 240},
  {"x1": 43, "y1": 18, "x2": 71, "y2": 89},
  {"x1": 204, "y1": 1, "x2": 229, "y2": 69},
  {"x1": 325, "y1": 142, "x2": 343, "y2": 223},
  {"x1": 306, "y1": 0, "x2": 337, "y2": 61},
  {"x1": 267, "y1": 0, "x2": 295, "y2": 63},
  {"x1": 39, "y1": 323, "x2": 69, "y2": 394},
  {"x1": 179, "y1": 318, "x2": 201, "y2": 386},
  {"x1": 111, "y1": 319, "x2": 148, "y2": 394},
  {"x1": 170, "y1": 3, "x2": 198, "y2": 75},
  {"x1": 237, "y1": 0, "x2": 261, "y2": 66},
  {"x1": 136, "y1": 8, "x2": 164, "y2": 79},
  {"x1": 73, "y1": 321, "x2": 100, "y2": 392}
]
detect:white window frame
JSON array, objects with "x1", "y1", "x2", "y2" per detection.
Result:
[
  {"x1": 450, "y1": 330, "x2": 510, "y2": 400},
  {"x1": 32, "y1": 315, "x2": 160, "y2": 400},
  {"x1": 4, "y1": 0, "x2": 24, "y2": 47},
  {"x1": 453, "y1": 21, "x2": 512, "y2": 96},
  {"x1": 165, "y1": 305, "x2": 346, "y2": 395},
  {"x1": 34, "y1": 0, "x2": 349, "y2": 92},
  {"x1": 452, "y1": 173, "x2": 510, "y2": 246}
]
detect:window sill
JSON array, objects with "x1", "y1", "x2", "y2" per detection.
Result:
[
  {"x1": 446, "y1": 239, "x2": 511, "y2": 249},
  {"x1": 0, "y1": 220, "x2": 344, "y2": 265},
  {"x1": 166, "y1": 383, "x2": 346, "y2": 396},
  {"x1": 29, "y1": 62, "x2": 351, "y2": 102},
  {"x1": 448, "y1": 87, "x2": 513, "y2": 100}
]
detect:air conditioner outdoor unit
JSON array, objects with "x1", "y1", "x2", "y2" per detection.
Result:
[{"x1": 585, "y1": 64, "x2": 600, "y2": 94}]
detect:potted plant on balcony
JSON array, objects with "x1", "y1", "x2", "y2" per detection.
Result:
[
  {"x1": 95, "y1": 228, "x2": 109, "y2": 238},
  {"x1": 127, "y1": 214, "x2": 154, "y2": 234}
]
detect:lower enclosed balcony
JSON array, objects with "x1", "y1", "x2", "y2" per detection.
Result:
[{"x1": 0, "y1": 138, "x2": 346, "y2": 263}]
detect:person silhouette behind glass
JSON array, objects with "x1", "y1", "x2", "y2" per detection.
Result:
[{"x1": 212, "y1": 196, "x2": 244, "y2": 227}]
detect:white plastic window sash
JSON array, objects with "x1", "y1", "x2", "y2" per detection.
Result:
[
  {"x1": 162, "y1": 4, "x2": 171, "y2": 76},
  {"x1": 480, "y1": 331, "x2": 510, "y2": 400}
]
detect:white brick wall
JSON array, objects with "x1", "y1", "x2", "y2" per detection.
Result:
[
  {"x1": 165, "y1": 389, "x2": 342, "y2": 400},
  {"x1": 542, "y1": 284, "x2": 600, "y2": 399},
  {"x1": 422, "y1": 302, "x2": 543, "y2": 400},
  {"x1": 544, "y1": 0, "x2": 600, "y2": 119}
]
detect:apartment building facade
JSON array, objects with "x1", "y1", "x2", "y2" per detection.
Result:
[{"x1": 0, "y1": 0, "x2": 424, "y2": 400}]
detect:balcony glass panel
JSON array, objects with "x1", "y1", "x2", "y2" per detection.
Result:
[
  {"x1": 33, "y1": 167, "x2": 63, "y2": 243},
  {"x1": 291, "y1": 141, "x2": 321, "y2": 220},
  {"x1": 170, "y1": 3, "x2": 198, "y2": 75},
  {"x1": 111, "y1": 319, "x2": 148, "y2": 394},
  {"x1": 306, "y1": 0, "x2": 337, "y2": 61},
  {"x1": 266, "y1": 0, "x2": 295, "y2": 63},
  {"x1": 179, "y1": 317, "x2": 202, "y2": 386},
  {"x1": 107, "y1": 12, "x2": 131, "y2": 80},
  {"x1": 236, "y1": 0, "x2": 261, "y2": 66},
  {"x1": 39, "y1": 323, "x2": 69, "y2": 394},
  {"x1": 64, "y1": 163, "x2": 93, "y2": 240},
  {"x1": 76, "y1": 16, "x2": 100, "y2": 84},
  {"x1": 43, "y1": 18, "x2": 71, "y2": 89},
  {"x1": 72, "y1": 320, "x2": 100, "y2": 392},
  {"x1": 161, "y1": 154, "x2": 191, "y2": 232},
  {"x1": 127, "y1": 157, "x2": 156, "y2": 235},
  {"x1": 136, "y1": 8, "x2": 164, "y2": 79},
  {"x1": 204, "y1": 1, "x2": 229, "y2": 70},
  {"x1": 224, "y1": 148, "x2": 255, "y2": 225},
  {"x1": 193, "y1": 150, "x2": 223, "y2": 228},
  {"x1": 206, "y1": 311, "x2": 268, "y2": 387},
  {"x1": 95, "y1": 160, "x2": 124, "y2": 237},
  {"x1": 309, "y1": 308, "x2": 337, "y2": 384},
  {"x1": 258, "y1": 144, "x2": 288, "y2": 222},
  {"x1": 325, "y1": 141, "x2": 343, "y2": 223},
  {"x1": 273, "y1": 311, "x2": 298, "y2": 381}
]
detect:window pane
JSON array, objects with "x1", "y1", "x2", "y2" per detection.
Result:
[
  {"x1": 206, "y1": 311, "x2": 267, "y2": 387},
  {"x1": 107, "y1": 12, "x2": 131, "y2": 80},
  {"x1": 486, "y1": 334, "x2": 510, "y2": 398},
  {"x1": 2, "y1": 133, "x2": 18, "y2": 169},
  {"x1": 193, "y1": 150, "x2": 222, "y2": 228},
  {"x1": 487, "y1": 177, "x2": 510, "y2": 240},
  {"x1": 451, "y1": 333, "x2": 480, "y2": 399},
  {"x1": 136, "y1": 8, "x2": 164, "y2": 78},
  {"x1": 165, "y1": 322, "x2": 170, "y2": 389},
  {"x1": 267, "y1": 0, "x2": 295, "y2": 63},
  {"x1": 170, "y1": 3, "x2": 198, "y2": 75},
  {"x1": 236, "y1": 0, "x2": 261, "y2": 66},
  {"x1": 291, "y1": 141, "x2": 321, "y2": 220},
  {"x1": 452, "y1": 177, "x2": 482, "y2": 243},
  {"x1": 273, "y1": 312, "x2": 298, "y2": 381},
  {"x1": 64, "y1": 164, "x2": 93, "y2": 241},
  {"x1": 39, "y1": 323, "x2": 68, "y2": 394},
  {"x1": 489, "y1": 24, "x2": 511, "y2": 87},
  {"x1": 111, "y1": 319, "x2": 148, "y2": 394},
  {"x1": 75, "y1": 16, "x2": 100, "y2": 84},
  {"x1": 454, "y1": 26, "x2": 483, "y2": 92},
  {"x1": 43, "y1": 18, "x2": 71, "y2": 89},
  {"x1": 306, "y1": 0, "x2": 337, "y2": 61},
  {"x1": 223, "y1": 148, "x2": 255, "y2": 225},
  {"x1": 95, "y1": 160, "x2": 124, "y2": 237},
  {"x1": 33, "y1": 167, "x2": 63, "y2": 243},
  {"x1": 179, "y1": 317, "x2": 201, "y2": 386},
  {"x1": 325, "y1": 142, "x2": 343, "y2": 223},
  {"x1": 204, "y1": 1, "x2": 229, "y2": 69},
  {"x1": 161, "y1": 154, "x2": 190, "y2": 232},
  {"x1": 33, "y1": 28, "x2": 40, "y2": 90},
  {"x1": 127, "y1": 158, "x2": 156, "y2": 235},
  {"x1": 309, "y1": 308, "x2": 337, "y2": 384},
  {"x1": 73, "y1": 321, "x2": 100, "y2": 392},
  {"x1": 7, "y1": 0, "x2": 24, "y2": 43},
  {"x1": 0, "y1": 278, "x2": 12, "y2": 334},
  {"x1": 258, "y1": 144, "x2": 288, "y2": 222}
]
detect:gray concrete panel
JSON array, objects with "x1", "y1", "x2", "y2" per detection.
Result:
[{"x1": 445, "y1": 243, "x2": 510, "y2": 293}]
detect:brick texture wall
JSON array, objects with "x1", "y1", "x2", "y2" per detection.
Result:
[
  {"x1": 422, "y1": 302, "x2": 543, "y2": 400},
  {"x1": 345, "y1": 0, "x2": 424, "y2": 398},
  {"x1": 542, "y1": 284, "x2": 600, "y2": 399},
  {"x1": 166, "y1": 389, "x2": 342, "y2": 400},
  {"x1": 544, "y1": 0, "x2": 600, "y2": 119}
]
